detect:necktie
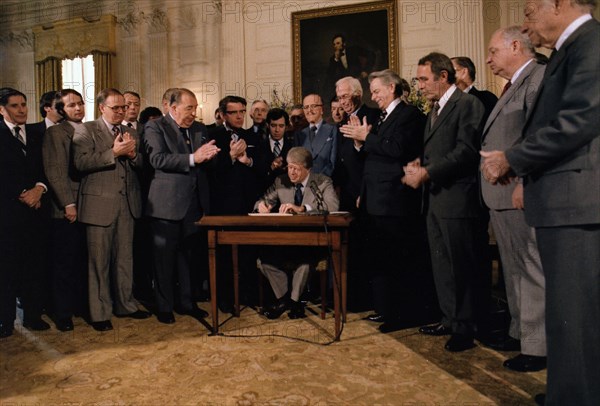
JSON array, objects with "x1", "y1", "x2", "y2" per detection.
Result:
[
  {"x1": 14, "y1": 125, "x2": 25, "y2": 145},
  {"x1": 112, "y1": 125, "x2": 121, "y2": 139},
  {"x1": 14, "y1": 126, "x2": 26, "y2": 155},
  {"x1": 309, "y1": 126, "x2": 317, "y2": 144},
  {"x1": 377, "y1": 110, "x2": 387, "y2": 128},
  {"x1": 127, "y1": 122, "x2": 134, "y2": 128},
  {"x1": 230, "y1": 130, "x2": 239, "y2": 142},
  {"x1": 180, "y1": 127, "x2": 193, "y2": 153},
  {"x1": 273, "y1": 140, "x2": 281, "y2": 157},
  {"x1": 294, "y1": 183, "x2": 303, "y2": 206},
  {"x1": 500, "y1": 81, "x2": 512, "y2": 97},
  {"x1": 430, "y1": 102, "x2": 440, "y2": 126}
]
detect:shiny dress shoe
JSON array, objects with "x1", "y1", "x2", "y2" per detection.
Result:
[
  {"x1": 445, "y1": 334, "x2": 475, "y2": 352},
  {"x1": 364, "y1": 313, "x2": 385, "y2": 323},
  {"x1": 0, "y1": 323, "x2": 14, "y2": 338},
  {"x1": 55, "y1": 318, "x2": 74, "y2": 332},
  {"x1": 503, "y1": 354, "x2": 547, "y2": 372},
  {"x1": 157, "y1": 312, "x2": 176, "y2": 324},
  {"x1": 419, "y1": 323, "x2": 452, "y2": 336},
  {"x1": 175, "y1": 305, "x2": 208, "y2": 319},
  {"x1": 484, "y1": 336, "x2": 521, "y2": 352},
  {"x1": 263, "y1": 300, "x2": 288, "y2": 320},
  {"x1": 379, "y1": 320, "x2": 406, "y2": 333},
  {"x1": 115, "y1": 310, "x2": 152, "y2": 319},
  {"x1": 23, "y1": 318, "x2": 51, "y2": 331},
  {"x1": 91, "y1": 320, "x2": 113, "y2": 331},
  {"x1": 534, "y1": 393, "x2": 546, "y2": 406},
  {"x1": 287, "y1": 301, "x2": 306, "y2": 319}
]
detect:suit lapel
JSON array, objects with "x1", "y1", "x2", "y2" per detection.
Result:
[
  {"x1": 311, "y1": 124, "x2": 331, "y2": 155},
  {"x1": 425, "y1": 90, "x2": 459, "y2": 143},
  {"x1": 95, "y1": 118, "x2": 116, "y2": 151},
  {"x1": 483, "y1": 61, "x2": 536, "y2": 137},
  {"x1": 164, "y1": 115, "x2": 186, "y2": 153}
]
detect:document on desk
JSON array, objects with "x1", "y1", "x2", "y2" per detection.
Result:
[{"x1": 248, "y1": 213, "x2": 293, "y2": 216}]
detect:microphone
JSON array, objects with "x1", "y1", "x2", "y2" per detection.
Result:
[{"x1": 308, "y1": 180, "x2": 329, "y2": 215}]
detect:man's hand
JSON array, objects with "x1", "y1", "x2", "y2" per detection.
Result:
[
  {"x1": 270, "y1": 156, "x2": 284, "y2": 170},
  {"x1": 19, "y1": 186, "x2": 44, "y2": 208},
  {"x1": 257, "y1": 201, "x2": 273, "y2": 213},
  {"x1": 64, "y1": 205, "x2": 77, "y2": 223},
  {"x1": 401, "y1": 158, "x2": 428, "y2": 189},
  {"x1": 480, "y1": 150, "x2": 512, "y2": 185},
  {"x1": 229, "y1": 138, "x2": 247, "y2": 160},
  {"x1": 193, "y1": 140, "x2": 220, "y2": 164},
  {"x1": 512, "y1": 183, "x2": 524, "y2": 210},
  {"x1": 113, "y1": 133, "x2": 136, "y2": 158},
  {"x1": 279, "y1": 203, "x2": 305, "y2": 214},
  {"x1": 340, "y1": 115, "x2": 370, "y2": 142}
]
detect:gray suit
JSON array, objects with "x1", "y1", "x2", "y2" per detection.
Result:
[
  {"x1": 43, "y1": 121, "x2": 87, "y2": 320},
  {"x1": 505, "y1": 19, "x2": 600, "y2": 405},
  {"x1": 43, "y1": 121, "x2": 81, "y2": 219},
  {"x1": 143, "y1": 114, "x2": 211, "y2": 312},
  {"x1": 254, "y1": 172, "x2": 339, "y2": 301},
  {"x1": 481, "y1": 60, "x2": 546, "y2": 356},
  {"x1": 296, "y1": 122, "x2": 338, "y2": 177},
  {"x1": 73, "y1": 118, "x2": 143, "y2": 321}
]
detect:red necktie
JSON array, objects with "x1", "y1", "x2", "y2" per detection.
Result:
[{"x1": 500, "y1": 81, "x2": 512, "y2": 97}]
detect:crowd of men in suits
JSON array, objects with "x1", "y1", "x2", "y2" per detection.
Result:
[{"x1": 1, "y1": 2, "x2": 597, "y2": 402}]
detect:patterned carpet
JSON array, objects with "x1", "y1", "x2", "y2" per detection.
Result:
[{"x1": 0, "y1": 304, "x2": 545, "y2": 405}]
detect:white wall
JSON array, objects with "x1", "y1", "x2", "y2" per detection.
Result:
[{"x1": 0, "y1": 0, "x2": 530, "y2": 123}]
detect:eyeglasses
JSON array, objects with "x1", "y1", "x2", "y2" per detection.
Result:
[
  {"x1": 104, "y1": 105, "x2": 129, "y2": 112},
  {"x1": 302, "y1": 104, "x2": 323, "y2": 110},
  {"x1": 337, "y1": 94, "x2": 352, "y2": 100},
  {"x1": 225, "y1": 109, "x2": 247, "y2": 115}
]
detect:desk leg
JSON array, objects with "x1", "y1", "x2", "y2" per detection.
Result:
[
  {"x1": 232, "y1": 244, "x2": 240, "y2": 317},
  {"x1": 208, "y1": 230, "x2": 218, "y2": 334},
  {"x1": 332, "y1": 242, "x2": 342, "y2": 341},
  {"x1": 341, "y1": 230, "x2": 348, "y2": 323}
]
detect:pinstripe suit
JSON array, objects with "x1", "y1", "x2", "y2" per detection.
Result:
[
  {"x1": 73, "y1": 118, "x2": 143, "y2": 321},
  {"x1": 481, "y1": 60, "x2": 546, "y2": 356}
]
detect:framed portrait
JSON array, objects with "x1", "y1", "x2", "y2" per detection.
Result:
[{"x1": 292, "y1": 0, "x2": 397, "y2": 105}]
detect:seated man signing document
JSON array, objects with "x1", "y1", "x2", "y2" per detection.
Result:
[{"x1": 254, "y1": 147, "x2": 339, "y2": 319}]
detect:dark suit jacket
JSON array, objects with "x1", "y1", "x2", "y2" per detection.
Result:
[
  {"x1": 506, "y1": 19, "x2": 600, "y2": 228},
  {"x1": 468, "y1": 87, "x2": 498, "y2": 123},
  {"x1": 42, "y1": 121, "x2": 82, "y2": 219},
  {"x1": 0, "y1": 120, "x2": 46, "y2": 238},
  {"x1": 255, "y1": 134, "x2": 294, "y2": 195},
  {"x1": 295, "y1": 121, "x2": 338, "y2": 177},
  {"x1": 481, "y1": 61, "x2": 545, "y2": 210},
  {"x1": 73, "y1": 118, "x2": 143, "y2": 226},
  {"x1": 361, "y1": 101, "x2": 426, "y2": 217},
  {"x1": 423, "y1": 88, "x2": 485, "y2": 218},
  {"x1": 143, "y1": 114, "x2": 212, "y2": 220},
  {"x1": 334, "y1": 104, "x2": 381, "y2": 211},
  {"x1": 208, "y1": 125, "x2": 260, "y2": 215}
]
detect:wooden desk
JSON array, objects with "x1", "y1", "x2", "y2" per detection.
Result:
[{"x1": 198, "y1": 214, "x2": 352, "y2": 340}]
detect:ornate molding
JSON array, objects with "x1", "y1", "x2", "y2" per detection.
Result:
[
  {"x1": 32, "y1": 15, "x2": 116, "y2": 62},
  {"x1": 0, "y1": 30, "x2": 34, "y2": 51},
  {"x1": 144, "y1": 9, "x2": 168, "y2": 34},
  {"x1": 117, "y1": 10, "x2": 143, "y2": 34}
]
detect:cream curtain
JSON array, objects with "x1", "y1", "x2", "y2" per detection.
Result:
[
  {"x1": 35, "y1": 58, "x2": 62, "y2": 109},
  {"x1": 33, "y1": 15, "x2": 116, "y2": 119},
  {"x1": 92, "y1": 51, "x2": 115, "y2": 119}
]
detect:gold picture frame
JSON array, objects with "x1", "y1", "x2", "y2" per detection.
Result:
[{"x1": 292, "y1": 0, "x2": 397, "y2": 104}]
